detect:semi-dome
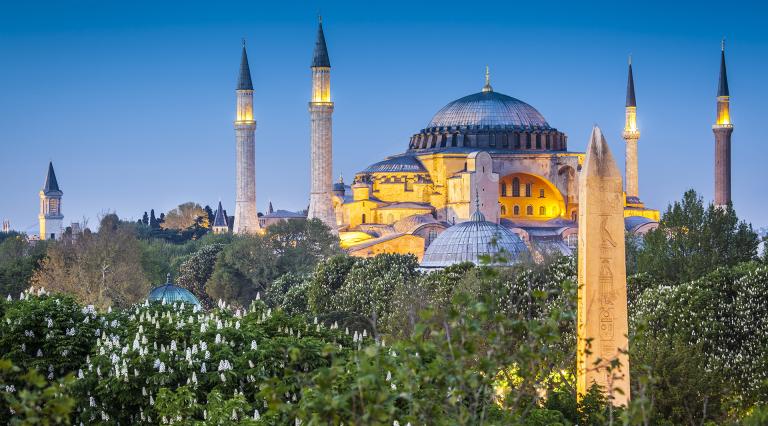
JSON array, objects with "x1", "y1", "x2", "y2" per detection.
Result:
[
  {"x1": 148, "y1": 274, "x2": 200, "y2": 306},
  {"x1": 427, "y1": 91, "x2": 550, "y2": 130},
  {"x1": 420, "y1": 210, "x2": 530, "y2": 269}
]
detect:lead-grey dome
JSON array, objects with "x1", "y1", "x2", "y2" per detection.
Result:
[
  {"x1": 420, "y1": 211, "x2": 530, "y2": 269},
  {"x1": 427, "y1": 91, "x2": 550, "y2": 129}
]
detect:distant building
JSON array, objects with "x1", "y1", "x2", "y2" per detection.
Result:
[
  {"x1": 39, "y1": 162, "x2": 63, "y2": 240},
  {"x1": 212, "y1": 201, "x2": 230, "y2": 234},
  {"x1": 1, "y1": 220, "x2": 9, "y2": 233},
  {"x1": 259, "y1": 206, "x2": 306, "y2": 229}
]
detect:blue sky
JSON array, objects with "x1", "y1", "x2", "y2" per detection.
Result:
[{"x1": 1, "y1": 0, "x2": 766, "y2": 233}]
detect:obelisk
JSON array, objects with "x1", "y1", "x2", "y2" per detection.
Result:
[{"x1": 577, "y1": 126, "x2": 630, "y2": 406}]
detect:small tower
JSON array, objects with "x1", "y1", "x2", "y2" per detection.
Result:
[
  {"x1": 622, "y1": 56, "x2": 641, "y2": 202},
  {"x1": 212, "y1": 201, "x2": 229, "y2": 234},
  {"x1": 39, "y1": 162, "x2": 63, "y2": 240},
  {"x1": 713, "y1": 40, "x2": 733, "y2": 207},
  {"x1": 233, "y1": 41, "x2": 261, "y2": 233},
  {"x1": 307, "y1": 17, "x2": 337, "y2": 233}
]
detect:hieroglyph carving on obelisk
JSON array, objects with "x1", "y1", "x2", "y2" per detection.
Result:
[{"x1": 577, "y1": 126, "x2": 631, "y2": 406}]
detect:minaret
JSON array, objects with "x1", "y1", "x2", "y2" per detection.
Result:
[
  {"x1": 622, "y1": 56, "x2": 641, "y2": 202},
  {"x1": 713, "y1": 40, "x2": 733, "y2": 207},
  {"x1": 233, "y1": 41, "x2": 260, "y2": 234},
  {"x1": 39, "y1": 162, "x2": 63, "y2": 240},
  {"x1": 307, "y1": 18, "x2": 337, "y2": 232}
]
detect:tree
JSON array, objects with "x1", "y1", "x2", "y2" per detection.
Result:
[
  {"x1": 32, "y1": 214, "x2": 150, "y2": 309},
  {"x1": 266, "y1": 218, "x2": 341, "y2": 276},
  {"x1": 0, "y1": 235, "x2": 48, "y2": 298},
  {"x1": 141, "y1": 211, "x2": 149, "y2": 226},
  {"x1": 206, "y1": 236, "x2": 278, "y2": 307},
  {"x1": 636, "y1": 189, "x2": 759, "y2": 284},
  {"x1": 149, "y1": 209, "x2": 159, "y2": 229},
  {"x1": 175, "y1": 243, "x2": 224, "y2": 309},
  {"x1": 161, "y1": 202, "x2": 208, "y2": 230},
  {"x1": 204, "y1": 205, "x2": 214, "y2": 228}
]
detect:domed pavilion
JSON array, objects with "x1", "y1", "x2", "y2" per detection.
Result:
[{"x1": 148, "y1": 274, "x2": 201, "y2": 307}]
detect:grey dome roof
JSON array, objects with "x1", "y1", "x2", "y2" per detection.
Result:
[
  {"x1": 421, "y1": 211, "x2": 530, "y2": 268},
  {"x1": 363, "y1": 155, "x2": 427, "y2": 173},
  {"x1": 148, "y1": 274, "x2": 200, "y2": 306},
  {"x1": 427, "y1": 91, "x2": 550, "y2": 129}
]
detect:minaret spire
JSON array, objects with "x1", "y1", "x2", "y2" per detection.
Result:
[
  {"x1": 713, "y1": 39, "x2": 733, "y2": 207},
  {"x1": 308, "y1": 19, "x2": 337, "y2": 232},
  {"x1": 233, "y1": 41, "x2": 260, "y2": 233}
]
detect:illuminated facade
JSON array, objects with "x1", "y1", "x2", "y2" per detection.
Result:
[
  {"x1": 333, "y1": 67, "x2": 659, "y2": 261},
  {"x1": 39, "y1": 162, "x2": 63, "y2": 240}
]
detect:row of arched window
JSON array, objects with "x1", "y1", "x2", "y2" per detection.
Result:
[
  {"x1": 500, "y1": 178, "x2": 546, "y2": 198},
  {"x1": 500, "y1": 204, "x2": 549, "y2": 217}
]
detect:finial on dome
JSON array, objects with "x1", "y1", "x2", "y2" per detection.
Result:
[
  {"x1": 338, "y1": 173, "x2": 344, "y2": 183},
  {"x1": 482, "y1": 65, "x2": 493, "y2": 93},
  {"x1": 166, "y1": 273, "x2": 172, "y2": 284}
]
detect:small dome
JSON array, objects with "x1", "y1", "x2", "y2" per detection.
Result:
[
  {"x1": 427, "y1": 91, "x2": 550, "y2": 129},
  {"x1": 421, "y1": 213, "x2": 529, "y2": 269},
  {"x1": 148, "y1": 274, "x2": 200, "y2": 306},
  {"x1": 362, "y1": 155, "x2": 427, "y2": 174}
]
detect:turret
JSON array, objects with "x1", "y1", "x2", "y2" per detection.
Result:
[{"x1": 39, "y1": 162, "x2": 64, "y2": 240}]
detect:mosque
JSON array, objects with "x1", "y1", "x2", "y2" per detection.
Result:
[{"x1": 220, "y1": 20, "x2": 672, "y2": 266}]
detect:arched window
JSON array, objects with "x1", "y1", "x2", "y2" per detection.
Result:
[
  {"x1": 525, "y1": 183, "x2": 532, "y2": 197},
  {"x1": 501, "y1": 184, "x2": 507, "y2": 197},
  {"x1": 513, "y1": 205, "x2": 520, "y2": 216},
  {"x1": 526, "y1": 205, "x2": 533, "y2": 216},
  {"x1": 426, "y1": 229, "x2": 438, "y2": 248},
  {"x1": 387, "y1": 213, "x2": 394, "y2": 223},
  {"x1": 526, "y1": 133, "x2": 532, "y2": 149},
  {"x1": 539, "y1": 206, "x2": 546, "y2": 216},
  {"x1": 535, "y1": 133, "x2": 541, "y2": 149},
  {"x1": 512, "y1": 178, "x2": 520, "y2": 197},
  {"x1": 500, "y1": 205, "x2": 507, "y2": 215},
  {"x1": 514, "y1": 133, "x2": 521, "y2": 149},
  {"x1": 361, "y1": 214, "x2": 366, "y2": 224},
  {"x1": 539, "y1": 189, "x2": 545, "y2": 198}
]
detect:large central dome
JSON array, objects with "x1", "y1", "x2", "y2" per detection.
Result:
[{"x1": 428, "y1": 91, "x2": 550, "y2": 129}]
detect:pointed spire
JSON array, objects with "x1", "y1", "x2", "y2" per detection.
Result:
[
  {"x1": 237, "y1": 41, "x2": 254, "y2": 91},
  {"x1": 482, "y1": 65, "x2": 493, "y2": 93},
  {"x1": 213, "y1": 201, "x2": 228, "y2": 228},
  {"x1": 625, "y1": 56, "x2": 636, "y2": 107},
  {"x1": 311, "y1": 18, "x2": 331, "y2": 68},
  {"x1": 718, "y1": 39, "x2": 729, "y2": 97},
  {"x1": 43, "y1": 162, "x2": 61, "y2": 194},
  {"x1": 584, "y1": 126, "x2": 621, "y2": 178},
  {"x1": 268, "y1": 201, "x2": 274, "y2": 214}
]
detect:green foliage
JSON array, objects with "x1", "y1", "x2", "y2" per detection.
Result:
[
  {"x1": 631, "y1": 261, "x2": 768, "y2": 417},
  {"x1": 0, "y1": 235, "x2": 48, "y2": 298},
  {"x1": 265, "y1": 218, "x2": 342, "y2": 276},
  {"x1": 0, "y1": 359, "x2": 75, "y2": 425},
  {"x1": 636, "y1": 189, "x2": 759, "y2": 284},
  {"x1": 207, "y1": 236, "x2": 279, "y2": 307},
  {"x1": 176, "y1": 243, "x2": 224, "y2": 309}
]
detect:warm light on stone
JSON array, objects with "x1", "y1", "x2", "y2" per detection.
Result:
[{"x1": 577, "y1": 126, "x2": 631, "y2": 406}]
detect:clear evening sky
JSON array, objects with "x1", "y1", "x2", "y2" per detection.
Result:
[{"x1": 1, "y1": 0, "x2": 766, "y2": 233}]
